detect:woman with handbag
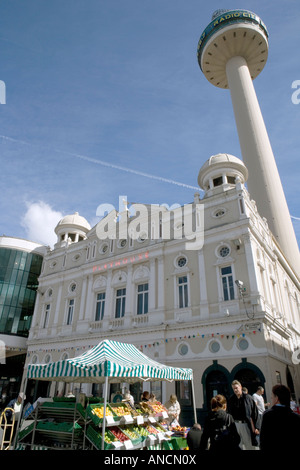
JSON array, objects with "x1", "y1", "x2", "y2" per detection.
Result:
[{"x1": 199, "y1": 394, "x2": 241, "y2": 451}]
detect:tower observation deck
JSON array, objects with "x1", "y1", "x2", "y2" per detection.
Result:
[
  {"x1": 197, "y1": 9, "x2": 269, "y2": 88},
  {"x1": 197, "y1": 10, "x2": 300, "y2": 275}
]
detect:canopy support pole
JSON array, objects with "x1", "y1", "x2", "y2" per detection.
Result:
[
  {"x1": 191, "y1": 378, "x2": 197, "y2": 424},
  {"x1": 101, "y1": 375, "x2": 109, "y2": 451}
]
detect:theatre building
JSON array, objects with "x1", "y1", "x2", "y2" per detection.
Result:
[{"x1": 23, "y1": 153, "x2": 300, "y2": 424}]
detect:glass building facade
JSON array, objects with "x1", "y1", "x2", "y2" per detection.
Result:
[{"x1": 0, "y1": 247, "x2": 43, "y2": 337}]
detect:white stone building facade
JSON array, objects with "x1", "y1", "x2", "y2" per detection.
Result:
[{"x1": 24, "y1": 154, "x2": 300, "y2": 424}]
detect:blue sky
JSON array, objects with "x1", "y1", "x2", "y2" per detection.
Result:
[{"x1": 0, "y1": 1, "x2": 299, "y2": 248}]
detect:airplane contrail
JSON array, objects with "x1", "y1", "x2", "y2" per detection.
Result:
[
  {"x1": 0, "y1": 134, "x2": 201, "y2": 192},
  {"x1": 1, "y1": 135, "x2": 300, "y2": 223}
]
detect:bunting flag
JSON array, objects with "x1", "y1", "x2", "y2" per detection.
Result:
[{"x1": 27, "y1": 327, "x2": 261, "y2": 357}]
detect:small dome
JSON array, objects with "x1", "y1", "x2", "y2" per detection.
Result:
[
  {"x1": 200, "y1": 153, "x2": 246, "y2": 170},
  {"x1": 55, "y1": 212, "x2": 91, "y2": 234},
  {"x1": 198, "y1": 153, "x2": 248, "y2": 192}
]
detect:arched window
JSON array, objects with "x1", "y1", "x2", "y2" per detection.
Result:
[
  {"x1": 201, "y1": 362, "x2": 231, "y2": 410},
  {"x1": 231, "y1": 360, "x2": 265, "y2": 396},
  {"x1": 205, "y1": 370, "x2": 231, "y2": 405}
]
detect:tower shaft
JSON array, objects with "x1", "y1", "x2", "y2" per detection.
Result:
[
  {"x1": 197, "y1": 10, "x2": 299, "y2": 275},
  {"x1": 226, "y1": 56, "x2": 300, "y2": 272}
]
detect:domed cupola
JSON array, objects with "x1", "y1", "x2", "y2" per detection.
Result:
[
  {"x1": 54, "y1": 212, "x2": 91, "y2": 247},
  {"x1": 198, "y1": 153, "x2": 248, "y2": 198}
]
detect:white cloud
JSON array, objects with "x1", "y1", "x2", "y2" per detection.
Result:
[{"x1": 21, "y1": 201, "x2": 63, "y2": 247}]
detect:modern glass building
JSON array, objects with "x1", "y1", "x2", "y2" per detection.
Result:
[{"x1": 0, "y1": 237, "x2": 45, "y2": 405}]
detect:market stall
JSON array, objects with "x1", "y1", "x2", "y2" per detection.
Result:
[{"x1": 17, "y1": 339, "x2": 195, "y2": 450}]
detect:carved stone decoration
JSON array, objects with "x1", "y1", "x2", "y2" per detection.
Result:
[
  {"x1": 133, "y1": 265, "x2": 150, "y2": 282},
  {"x1": 111, "y1": 270, "x2": 127, "y2": 286},
  {"x1": 93, "y1": 275, "x2": 107, "y2": 290}
]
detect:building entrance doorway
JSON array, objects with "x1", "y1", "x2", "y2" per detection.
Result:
[
  {"x1": 205, "y1": 370, "x2": 230, "y2": 404},
  {"x1": 233, "y1": 368, "x2": 261, "y2": 395}
]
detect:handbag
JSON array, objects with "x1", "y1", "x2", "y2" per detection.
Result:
[{"x1": 213, "y1": 414, "x2": 233, "y2": 444}]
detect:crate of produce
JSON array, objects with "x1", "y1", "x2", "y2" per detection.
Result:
[
  {"x1": 130, "y1": 424, "x2": 150, "y2": 442},
  {"x1": 138, "y1": 402, "x2": 152, "y2": 415},
  {"x1": 145, "y1": 423, "x2": 160, "y2": 436},
  {"x1": 86, "y1": 403, "x2": 117, "y2": 426},
  {"x1": 121, "y1": 425, "x2": 143, "y2": 446},
  {"x1": 109, "y1": 426, "x2": 131, "y2": 444},
  {"x1": 124, "y1": 401, "x2": 143, "y2": 417},
  {"x1": 146, "y1": 401, "x2": 169, "y2": 416},
  {"x1": 86, "y1": 425, "x2": 119, "y2": 450},
  {"x1": 109, "y1": 402, "x2": 133, "y2": 418},
  {"x1": 153, "y1": 422, "x2": 169, "y2": 434},
  {"x1": 171, "y1": 425, "x2": 188, "y2": 437}
]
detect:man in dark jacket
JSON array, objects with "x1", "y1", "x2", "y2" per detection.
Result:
[
  {"x1": 187, "y1": 423, "x2": 202, "y2": 450},
  {"x1": 227, "y1": 380, "x2": 259, "y2": 449},
  {"x1": 260, "y1": 384, "x2": 300, "y2": 451}
]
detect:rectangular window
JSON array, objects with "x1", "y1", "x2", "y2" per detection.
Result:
[
  {"x1": 115, "y1": 288, "x2": 126, "y2": 318},
  {"x1": 67, "y1": 298, "x2": 74, "y2": 325},
  {"x1": 221, "y1": 266, "x2": 234, "y2": 301},
  {"x1": 95, "y1": 292, "x2": 106, "y2": 321},
  {"x1": 137, "y1": 283, "x2": 148, "y2": 315},
  {"x1": 178, "y1": 276, "x2": 188, "y2": 308},
  {"x1": 175, "y1": 380, "x2": 192, "y2": 406},
  {"x1": 275, "y1": 371, "x2": 282, "y2": 384},
  {"x1": 43, "y1": 304, "x2": 50, "y2": 328}
]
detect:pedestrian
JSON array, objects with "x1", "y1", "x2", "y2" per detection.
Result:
[
  {"x1": 260, "y1": 384, "x2": 300, "y2": 451},
  {"x1": 4, "y1": 392, "x2": 26, "y2": 444},
  {"x1": 141, "y1": 391, "x2": 150, "y2": 402},
  {"x1": 5, "y1": 392, "x2": 26, "y2": 422},
  {"x1": 187, "y1": 423, "x2": 202, "y2": 451},
  {"x1": 164, "y1": 394, "x2": 181, "y2": 427},
  {"x1": 227, "y1": 380, "x2": 260, "y2": 450},
  {"x1": 122, "y1": 391, "x2": 134, "y2": 407},
  {"x1": 252, "y1": 386, "x2": 269, "y2": 428},
  {"x1": 199, "y1": 395, "x2": 240, "y2": 451}
]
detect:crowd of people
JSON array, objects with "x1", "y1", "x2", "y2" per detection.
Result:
[
  {"x1": 187, "y1": 381, "x2": 300, "y2": 451},
  {"x1": 2, "y1": 382, "x2": 299, "y2": 451}
]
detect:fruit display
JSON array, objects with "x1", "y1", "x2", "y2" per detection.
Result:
[
  {"x1": 103, "y1": 430, "x2": 118, "y2": 444},
  {"x1": 126, "y1": 402, "x2": 142, "y2": 416},
  {"x1": 132, "y1": 425, "x2": 150, "y2": 438},
  {"x1": 85, "y1": 400, "x2": 175, "y2": 449},
  {"x1": 110, "y1": 403, "x2": 132, "y2": 417},
  {"x1": 159, "y1": 420, "x2": 169, "y2": 427},
  {"x1": 148, "y1": 401, "x2": 168, "y2": 414},
  {"x1": 153, "y1": 422, "x2": 168, "y2": 433},
  {"x1": 170, "y1": 424, "x2": 188, "y2": 436},
  {"x1": 171, "y1": 425, "x2": 187, "y2": 432},
  {"x1": 91, "y1": 406, "x2": 114, "y2": 419},
  {"x1": 139, "y1": 402, "x2": 152, "y2": 415},
  {"x1": 122, "y1": 425, "x2": 140, "y2": 441},
  {"x1": 110, "y1": 426, "x2": 130, "y2": 442},
  {"x1": 86, "y1": 425, "x2": 118, "y2": 450},
  {"x1": 146, "y1": 424, "x2": 159, "y2": 434}
]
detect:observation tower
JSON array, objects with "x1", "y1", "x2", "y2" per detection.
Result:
[{"x1": 197, "y1": 9, "x2": 300, "y2": 274}]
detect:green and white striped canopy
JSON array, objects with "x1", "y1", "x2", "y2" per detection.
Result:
[{"x1": 27, "y1": 340, "x2": 193, "y2": 383}]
